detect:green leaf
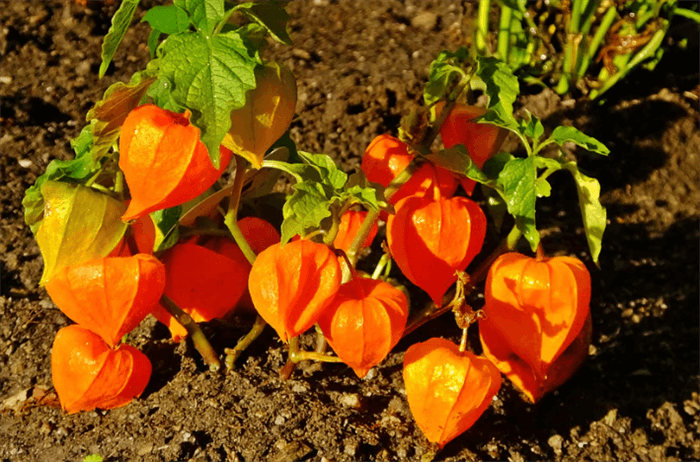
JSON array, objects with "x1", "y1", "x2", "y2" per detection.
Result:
[
  {"x1": 497, "y1": 156, "x2": 539, "y2": 251},
  {"x1": 36, "y1": 182, "x2": 127, "y2": 285},
  {"x1": 425, "y1": 145, "x2": 495, "y2": 186},
  {"x1": 423, "y1": 48, "x2": 470, "y2": 106},
  {"x1": 146, "y1": 77, "x2": 184, "y2": 112},
  {"x1": 548, "y1": 126, "x2": 610, "y2": 156},
  {"x1": 158, "y1": 31, "x2": 259, "y2": 167},
  {"x1": 482, "y1": 151, "x2": 514, "y2": 179},
  {"x1": 174, "y1": 0, "x2": 224, "y2": 35},
  {"x1": 523, "y1": 110, "x2": 545, "y2": 142},
  {"x1": 535, "y1": 177, "x2": 552, "y2": 197},
  {"x1": 235, "y1": 1, "x2": 292, "y2": 45},
  {"x1": 99, "y1": 0, "x2": 140, "y2": 78},
  {"x1": 475, "y1": 56, "x2": 519, "y2": 125},
  {"x1": 147, "y1": 29, "x2": 161, "y2": 59},
  {"x1": 142, "y1": 5, "x2": 190, "y2": 35},
  {"x1": 151, "y1": 206, "x2": 182, "y2": 252},
  {"x1": 281, "y1": 184, "x2": 331, "y2": 244},
  {"x1": 297, "y1": 151, "x2": 347, "y2": 191},
  {"x1": 23, "y1": 126, "x2": 102, "y2": 234},
  {"x1": 87, "y1": 61, "x2": 159, "y2": 161},
  {"x1": 345, "y1": 171, "x2": 388, "y2": 212},
  {"x1": 562, "y1": 163, "x2": 606, "y2": 265}
]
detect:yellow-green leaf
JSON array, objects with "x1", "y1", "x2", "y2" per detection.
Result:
[{"x1": 37, "y1": 181, "x2": 127, "y2": 285}]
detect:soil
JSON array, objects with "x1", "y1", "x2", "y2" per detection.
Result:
[{"x1": 1, "y1": 1, "x2": 699, "y2": 461}]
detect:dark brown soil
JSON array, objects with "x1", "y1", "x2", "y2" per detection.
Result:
[{"x1": 1, "y1": 1, "x2": 699, "y2": 461}]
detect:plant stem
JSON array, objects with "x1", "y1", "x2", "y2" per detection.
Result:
[
  {"x1": 476, "y1": 0, "x2": 492, "y2": 55},
  {"x1": 675, "y1": 7, "x2": 700, "y2": 23},
  {"x1": 160, "y1": 295, "x2": 221, "y2": 372},
  {"x1": 224, "y1": 158, "x2": 257, "y2": 265},
  {"x1": 371, "y1": 253, "x2": 391, "y2": 279},
  {"x1": 590, "y1": 27, "x2": 665, "y2": 99},
  {"x1": 346, "y1": 161, "x2": 419, "y2": 266},
  {"x1": 556, "y1": 0, "x2": 585, "y2": 94},
  {"x1": 578, "y1": 5, "x2": 618, "y2": 79},
  {"x1": 224, "y1": 315, "x2": 267, "y2": 369},
  {"x1": 497, "y1": 3, "x2": 513, "y2": 63}
]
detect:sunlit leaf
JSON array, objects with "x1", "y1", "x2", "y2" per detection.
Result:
[
  {"x1": 548, "y1": 126, "x2": 610, "y2": 156},
  {"x1": 99, "y1": 0, "x2": 140, "y2": 78},
  {"x1": 158, "y1": 30, "x2": 259, "y2": 166},
  {"x1": 562, "y1": 163, "x2": 606, "y2": 265},
  {"x1": 498, "y1": 156, "x2": 539, "y2": 251},
  {"x1": 142, "y1": 5, "x2": 190, "y2": 35},
  {"x1": 235, "y1": 1, "x2": 292, "y2": 45}
]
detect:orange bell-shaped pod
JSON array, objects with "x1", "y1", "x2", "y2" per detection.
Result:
[
  {"x1": 318, "y1": 276, "x2": 408, "y2": 378},
  {"x1": 403, "y1": 337, "x2": 501, "y2": 449},
  {"x1": 151, "y1": 239, "x2": 250, "y2": 341},
  {"x1": 436, "y1": 102, "x2": 507, "y2": 195},
  {"x1": 46, "y1": 254, "x2": 165, "y2": 348},
  {"x1": 51, "y1": 325, "x2": 151, "y2": 414},
  {"x1": 361, "y1": 134, "x2": 458, "y2": 207},
  {"x1": 119, "y1": 104, "x2": 232, "y2": 221},
  {"x1": 479, "y1": 252, "x2": 591, "y2": 402},
  {"x1": 332, "y1": 210, "x2": 378, "y2": 253},
  {"x1": 387, "y1": 194, "x2": 486, "y2": 306},
  {"x1": 248, "y1": 240, "x2": 341, "y2": 341}
]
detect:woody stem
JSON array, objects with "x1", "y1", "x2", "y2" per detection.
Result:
[
  {"x1": 160, "y1": 295, "x2": 221, "y2": 372},
  {"x1": 224, "y1": 315, "x2": 267, "y2": 369}
]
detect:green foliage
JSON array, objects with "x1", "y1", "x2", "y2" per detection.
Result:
[
  {"x1": 99, "y1": 0, "x2": 140, "y2": 78},
  {"x1": 151, "y1": 206, "x2": 182, "y2": 252},
  {"x1": 142, "y1": 5, "x2": 190, "y2": 35},
  {"x1": 22, "y1": 126, "x2": 101, "y2": 234},
  {"x1": 264, "y1": 152, "x2": 386, "y2": 244},
  {"x1": 158, "y1": 30, "x2": 260, "y2": 167},
  {"x1": 234, "y1": 2, "x2": 293, "y2": 45}
]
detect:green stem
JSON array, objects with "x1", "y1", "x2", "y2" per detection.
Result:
[
  {"x1": 346, "y1": 161, "x2": 421, "y2": 266},
  {"x1": 578, "y1": 5, "x2": 618, "y2": 78},
  {"x1": 556, "y1": 0, "x2": 585, "y2": 94},
  {"x1": 590, "y1": 27, "x2": 666, "y2": 99},
  {"x1": 84, "y1": 168, "x2": 103, "y2": 187},
  {"x1": 675, "y1": 7, "x2": 700, "y2": 23},
  {"x1": 224, "y1": 315, "x2": 267, "y2": 369},
  {"x1": 476, "y1": 0, "x2": 492, "y2": 55},
  {"x1": 371, "y1": 253, "x2": 391, "y2": 280},
  {"x1": 160, "y1": 295, "x2": 221, "y2": 372},
  {"x1": 224, "y1": 159, "x2": 257, "y2": 265},
  {"x1": 497, "y1": 3, "x2": 513, "y2": 62}
]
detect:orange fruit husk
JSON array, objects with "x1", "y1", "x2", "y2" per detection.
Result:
[
  {"x1": 45, "y1": 254, "x2": 165, "y2": 348},
  {"x1": 436, "y1": 102, "x2": 507, "y2": 195},
  {"x1": 333, "y1": 210, "x2": 378, "y2": 253},
  {"x1": 361, "y1": 134, "x2": 458, "y2": 209},
  {"x1": 51, "y1": 325, "x2": 151, "y2": 414},
  {"x1": 318, "y1": 276, "x2": 408, "y2": 378},
  {"x1": 481, "y1": 312, "x2": 592, "y2": 403},
  {"x1": 151, "y1": 240, "x2": 250, "y2": 341},
  {"x1": 248, "y1": 240, "x2": 341, "y2": 341},
  {"x1": 119, "y1": 104, "x2": 232, "y2": 221},
  {"x1": 223, "y1": 62, "x2": 297, "y2": 169},
  {"x1": 479, "y1": 252, "x2": 591, "y2": 401},
  {"x1": 403, "y1": 337, "x2": 501, "y2": 449},
  {"x1": 387, "y1": 195, "x2": 486, "y2": 305}
]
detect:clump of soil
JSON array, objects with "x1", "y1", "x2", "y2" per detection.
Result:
[{"x1": 1, "y1": 1, "x2": 698, "y2": 461}]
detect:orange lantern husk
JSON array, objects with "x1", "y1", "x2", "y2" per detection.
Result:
[
  {"x1": 318, "y1": 276, "x2": 408, "y2": 378},
  {"x1": 248, "y1": 240, "x2": 341, "y2": 342},
  {"x1": 51, "y1": 325, "x2": 152, "y2": 414},
  {"x1": 237, "y1": 216, "x2": 281, "y2": 255},
  {"x1": 45, "y1": 254, "x2": 165, "y2": 348},
  {"x1": 479, "y1": 252, "x2": 592, "y2": 402},
  {"x1": 436, "y1": 102, "x2": 507, "y2": 195},
  {"x1": 223, "y1": 62, "x2": 297, "y2": 169},
  {"x1": 403, "y1": 337, "x2": 501, "y2": 449},
  {"x1": 333, "y1": 210, "x2": 378, "y2": 253},
  {"x1": 361, "y1": 134, "x2": 458, "y2": 207},
  {"x1": 387, "y1": 194, "x2": 486, "y2": 305},
  {"x1": 481, "y1": 312, "x2": 592, "y2": 403},
  {"x1": 151, "y1": 240, "x2": 250, "y2": 341},
  {"x1": 119, "y1": 104, "x2": 232, "y2": 221}
]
